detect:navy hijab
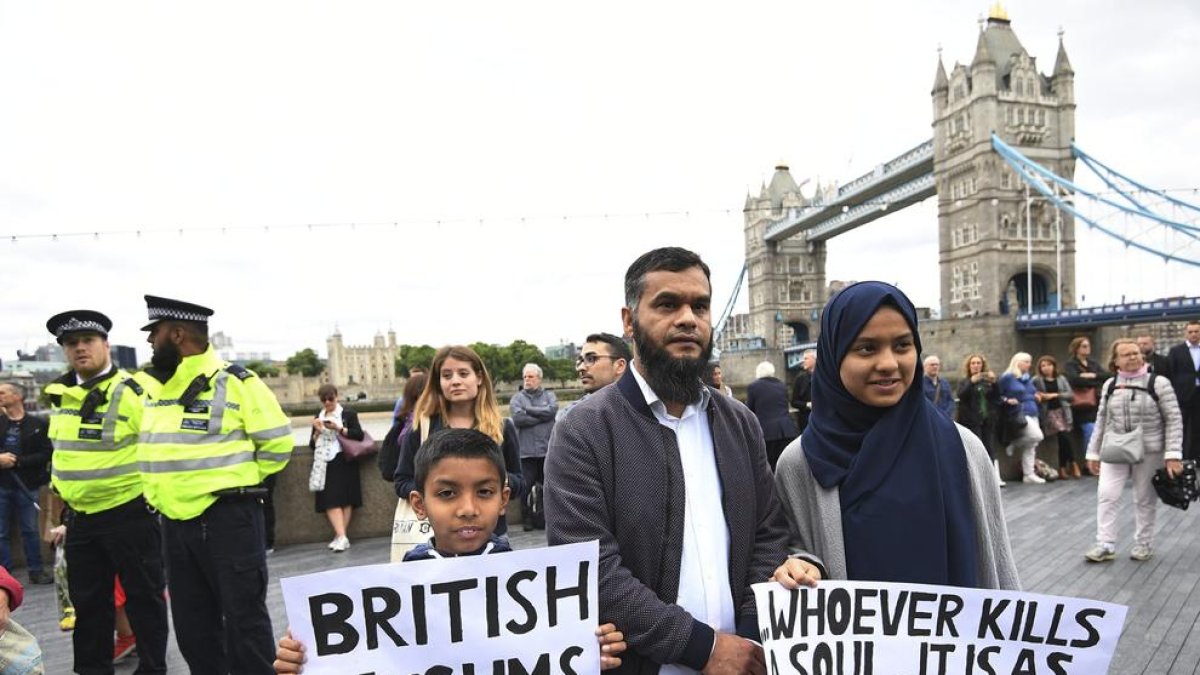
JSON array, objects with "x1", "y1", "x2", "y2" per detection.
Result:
[{"x1": 802, "y1": 281, "x2": 978, "y2": 587}]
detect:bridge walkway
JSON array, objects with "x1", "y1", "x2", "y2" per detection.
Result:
[{"x1": 20, "y1": 478, "x2": 1200, "y2": 674}]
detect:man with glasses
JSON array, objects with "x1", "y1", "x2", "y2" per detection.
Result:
[{"x1": 557, "y1": 332, "x2": 631, "y2": 420}]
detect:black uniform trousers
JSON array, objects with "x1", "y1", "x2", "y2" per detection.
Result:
[
  {"x1": 163, "y1": 496, "x2": 274, "y2": 675},
  {"x1": 65, "y1": 496, "x2": 168, "y2": 675}
]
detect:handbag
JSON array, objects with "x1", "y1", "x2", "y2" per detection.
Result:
[
  {"x1": 1043, "y1": 407, "x2": 1070, "y2": 434},
  {"x1": 1071, "y1": 386, "x2": 1098, "y2": 410},
  {"x1": 1099, "y1": 426, "x2": 1145, "y2": 464},
  {"x1": 1003, "y1": 409, "x2": 1027, "y2": 440},
  {"x1": 390, "y1": 416, "x2": 433, "y2": 562},
  {"x1": 338, "y1": 429, "x2": 377, "y2": 461}
]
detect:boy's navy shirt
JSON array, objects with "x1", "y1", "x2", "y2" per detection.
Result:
[{"x1": 403, "y1": 534, "x2": 512, "y2": 561}]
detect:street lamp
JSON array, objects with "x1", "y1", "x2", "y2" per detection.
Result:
[{"x1": 1023, "y1": 184, "x2": 1070, "y2": 312}]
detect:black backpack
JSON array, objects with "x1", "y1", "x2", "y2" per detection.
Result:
[{"x1": 377, "y1": 418, "x2": 406, "y2": 482}]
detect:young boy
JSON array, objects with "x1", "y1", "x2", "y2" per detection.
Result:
[{"x1": 274, "y1": 429, "x2": 625, "y2": 672}]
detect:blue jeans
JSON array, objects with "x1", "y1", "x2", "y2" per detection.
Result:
[
  {"x1": 1080, "y1": 422, "x2": 1096, "y2": 455},
  {"x1": 0, "y1": 483, "x2": 44, "y2": 573}
]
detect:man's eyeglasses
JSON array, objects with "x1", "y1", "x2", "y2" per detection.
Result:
[
  {"x1": 576, "y1": 353, "x2": 619, "y2": 367},
  {"x1": 320, "y1": 395, "x2": 337, "y2": 402}
]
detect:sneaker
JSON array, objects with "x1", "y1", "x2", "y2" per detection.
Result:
[
  {"x1": 59, "y1": 611, "x2": 76, "y2": 632},
  {"x1": 331, "y1": 536, "x2": 350, "y2": 553},
  {"x1": 28, "y1": 570, "x2": 53, "y2": 585},
  {"x1": 327, "y1": 537, "x2": 340, "y2": 550},
  {"x1": 1085, "y1": 543, "x2": 1116, "y2": 562},
  {"x1": 113, "y1": 633, "x2": 137, "y2": 662},
  {"x1": 1130, "y1": 545, "x2": 1153, "y2": 561},
  {"x1": 1022, "y1": 474, "x2": 1046, "y2": 484},
  {"x1": 265, "y1": 547, "x2": 275, "y2": 557}
]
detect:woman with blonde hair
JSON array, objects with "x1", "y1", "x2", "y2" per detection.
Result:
[
  {"x1": 997, "y1": 352, "x2": 1046, "y2": 484},
  {"x1": 394, "y1": 345, "x2": 525, "y2": 537},
  {"x1": 1084, "y1": 339, "x2": 1184, "y2": 562}
]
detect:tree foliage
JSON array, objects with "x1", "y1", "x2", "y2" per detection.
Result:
[
  {"x1": 392, "y1": 340, "x2": 579, "y2": 385},
  {"x1": 244, "y1": 360, "x2": 280, "y2": 377},
  {"x1": 394, "y1": 344, "x2": 438, "y2": 376},
  {"x1": 285, "y1": 348, "x2": 325, "y2": 377}
]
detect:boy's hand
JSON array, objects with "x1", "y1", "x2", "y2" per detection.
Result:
[
  {"x1": 274, "y1": 629, "x2": 305, "y2": 674},
  {"x1": 771, "y1": 557, "x2": 822, "y2": 589},
  {"x1": 596, "y1": 623, "x2": 626, "y2": 671}
]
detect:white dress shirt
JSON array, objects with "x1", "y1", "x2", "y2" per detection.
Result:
[{"x1": 630, "y1": 364, "x2": 735, "y2": 675}]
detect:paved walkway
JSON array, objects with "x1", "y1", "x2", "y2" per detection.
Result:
[{"x1": 17, "y1": 477, "x2": 1200, "y2": 674}]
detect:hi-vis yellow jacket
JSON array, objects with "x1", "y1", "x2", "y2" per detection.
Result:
[
  {"x1": 139, "y1": 346, "x2": 293, "y2": 520},
  {"x1": 46, "y1": 367, "x2": 159, "y2": 514}
]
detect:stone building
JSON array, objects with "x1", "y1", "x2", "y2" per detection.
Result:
[
  {"x1": 742, "y1": 164, "x2": 827, "y2": 349},
  {"x1": 932, "y1": 6, "x2": 1077, "y2": 317},
  {"x1": 726, "y1": 8, "x2": 1080, "y2": 384},
  {"x1": 326, "y1": 329, "x2": 400, "y2": 390}
]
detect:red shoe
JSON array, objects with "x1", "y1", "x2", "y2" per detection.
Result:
[{"x1": 113, "y1": 634, "x2": 137, "y2": 662}]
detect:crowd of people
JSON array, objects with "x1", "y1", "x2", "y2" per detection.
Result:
[{"x1": 0, "y1": 248, "x2": 1196, "y2": 674}]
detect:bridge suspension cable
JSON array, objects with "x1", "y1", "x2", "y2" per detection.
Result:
[
  {"x1": 991, "y1": 134, "x2": 1200, "y2": 267},
  {"x1": 714, "y1": 262, "x2": 747, "y2": 340}
]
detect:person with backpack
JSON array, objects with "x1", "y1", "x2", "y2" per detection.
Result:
[{"x1": 1084, "y1": 339, "x2": 1185, "y2": 563}]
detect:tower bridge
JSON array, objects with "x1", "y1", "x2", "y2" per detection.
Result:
[{"x1": 721, "y1": 6, "x2": 1197, "y2": 382}]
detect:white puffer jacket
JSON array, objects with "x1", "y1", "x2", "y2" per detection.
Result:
[{"x1": 1086, "y1": 372, "x2": 1184, "y2": 461}]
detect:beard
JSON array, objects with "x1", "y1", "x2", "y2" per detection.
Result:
[
  {"x1": 151, "y1": 340, "x2": 183, "y2": 377},
  {"x1": 632, "y1": 316, "x2": 713, "y2": 406}
]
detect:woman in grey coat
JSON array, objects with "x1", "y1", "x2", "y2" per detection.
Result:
[
  {"x1": 1084, "y1": 338, "x2": 1185, "y2": 563},
  {"x1": 1033, "y1": 355, "x2": 1078, "y2": 479}
]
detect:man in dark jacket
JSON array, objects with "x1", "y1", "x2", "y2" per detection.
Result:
[
  {"x1": 790, "y1": 349, "x2": 815, "y2": 433},
  {"x1": 1167, "y1": 321, "x2": 1200, "y2": 461},
  {"x1": 0, "y1": 383, "x2": 53, "y2": 584},
  {"x1": 1137, "y1": 335, "x2": 1171, "y2": 376},
  {"x1": 745, "y1": 361, "x2": 799, "y2": 470},
  {"x1": 510, "y1": 363, "x2": 556, "y2": 531},
  {"x1": 546, "y1": 247, "x2": 821, "y2": 675}
]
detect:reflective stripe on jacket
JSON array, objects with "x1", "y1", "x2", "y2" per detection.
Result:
[
  {"x1": 47, "y1": 368, "x2": 149, "y2": 514},
  {"x1": 138, "y1": 346, "x2": 292, "y2": 520}
]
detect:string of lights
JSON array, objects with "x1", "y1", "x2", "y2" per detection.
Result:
[{"x1": 5, "y1": 187, "x2": 1198, "y2": 244}]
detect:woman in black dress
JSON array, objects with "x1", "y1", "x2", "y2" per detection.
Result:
[{"x1": 309, "y1": 384, "x2": 364, "y2": 552}]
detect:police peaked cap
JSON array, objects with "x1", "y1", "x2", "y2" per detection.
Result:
[
  {"x1": 141, "y1": 295, "x2": 215, "y2": 330},
  {"x1": 46, "y1": 310, "x2": 113, "y2": 344}
]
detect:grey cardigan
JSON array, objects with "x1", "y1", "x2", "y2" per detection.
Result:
[
  {"x1": 1085, "y1": 372, "x2": 1183, "y2": 461},
  {"x1": 545, "y1": 369, "x2": 793, "y2": 673},
  {"x1": 1033, "y1": 374, "x2": 1075, "y2": 428},
  {"x1": 774, "y1": 424, "x2": 1021, "y2": 590}
]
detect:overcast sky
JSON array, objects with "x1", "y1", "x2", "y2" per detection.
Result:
[{"x1": 3, "y1": 0, "x2": 1199, "y2": 364}]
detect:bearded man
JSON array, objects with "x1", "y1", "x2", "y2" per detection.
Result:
[{"x1": 545, "y1": 247, "x2": 822, "y2": 675}]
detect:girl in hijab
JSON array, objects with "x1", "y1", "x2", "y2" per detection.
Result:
[{"x1": 771, "y1": 282, "x2": 1019, "y2": 589}]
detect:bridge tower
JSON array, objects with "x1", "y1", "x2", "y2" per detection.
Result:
[
  {"x1": 932, "y1": 6, "x2": 1077, "y2": 317},
  {"x1": 742, "y1": 164, "x2": 826, "y2": 348}
]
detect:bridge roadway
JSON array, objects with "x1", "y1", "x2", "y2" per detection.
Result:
[
  {"x1": 764, "y1": 139, "x2": 935, "y2": 243},
  {"x1": 21, "y1": 477, "x2": 1200, "y2": 673}
]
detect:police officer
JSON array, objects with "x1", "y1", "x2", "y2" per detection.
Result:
[
  {"x1": 138, "y1": 296, "x2": 292, "y2": 674},
  {"x1": 43, "y1": 310, "x2": 169, "y2": 674}
]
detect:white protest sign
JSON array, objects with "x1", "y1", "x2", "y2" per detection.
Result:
[
  {"x1": 281, "y1": 540, "x2": 599, "y2": 675},
  {"x1": 753, "y1": 580, "x2": 1127, "y2": 675}
]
